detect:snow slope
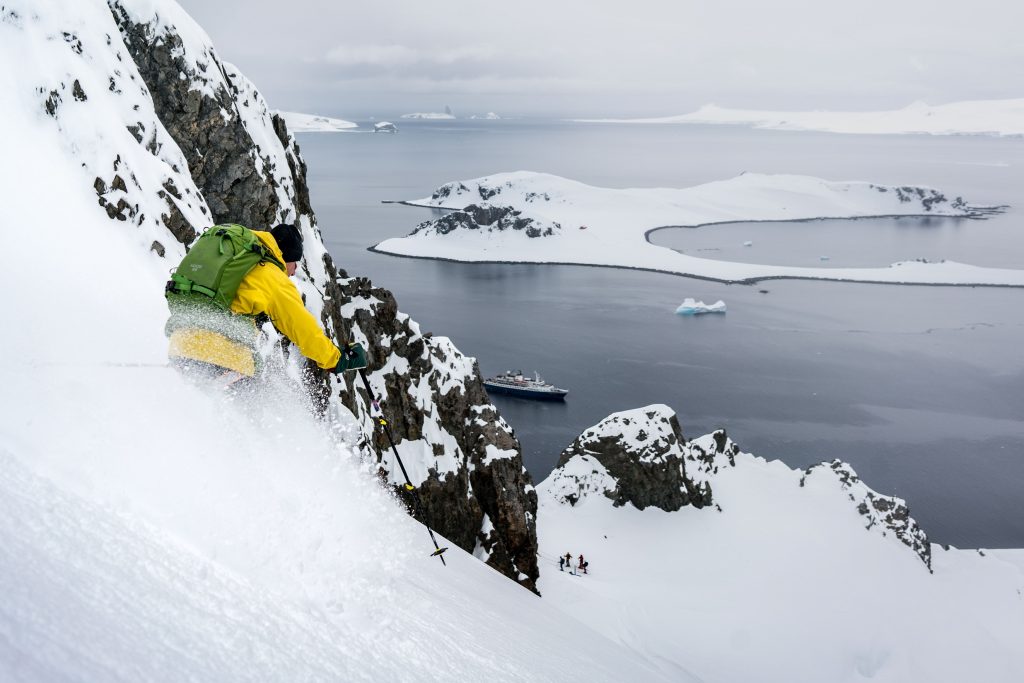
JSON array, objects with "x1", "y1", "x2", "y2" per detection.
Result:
[
  {"x1": 577, "y1": 99, "x2": 1024, "y2": 137},
  {"x1": 0, "y1": 2, "x2": 674, "y2": 679},
  {"x1": 536, "y1": 410, "x2": 1024, "y2": 683},
  {"x1": 278, "y1": 110, "x2": 359, "y2": 132},
  {"x1": 374, "y1": 171, "x2": 1024, "y2": 286}
]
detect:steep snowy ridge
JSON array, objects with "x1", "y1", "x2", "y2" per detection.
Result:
[
  {"x1": 104, "y1": 0, "x2": 540, "y2": 588},
  {"x1": 375, "y1": 171, "x2": 1024, "y2": 287},
  {"x1": 536, "y1": 407, "x2": 1024, "y2": 682},
  {"x1": 802, "y1": 459, "x2": 932, "y2": 569},
  {"x1": 0, "y1": 1, "x2": 665, "y2": 679}
]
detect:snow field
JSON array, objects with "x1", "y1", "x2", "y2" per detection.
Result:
[{"x1": 536, "y1": 450, "x2": 1024, "y2": 683}]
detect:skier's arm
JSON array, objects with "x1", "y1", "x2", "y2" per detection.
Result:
[{"x1": 259, "y1": 271, "x2": 341, "y2": 370}]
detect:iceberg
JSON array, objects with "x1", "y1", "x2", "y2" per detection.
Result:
[{"x1": 675, "y1": 298, "x2": 726, "y2": 315}]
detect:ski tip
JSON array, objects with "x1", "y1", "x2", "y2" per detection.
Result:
[{"x1": 431, "y1": 547, "x2": 449, "y2": 557}]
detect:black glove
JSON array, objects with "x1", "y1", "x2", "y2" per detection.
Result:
[{"x1": 333, "y1": 342, "x2": 368, "y2": 373}]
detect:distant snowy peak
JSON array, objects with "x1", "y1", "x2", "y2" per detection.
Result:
[
  {"x1": 540, "y1": 405, "x2": 716, "y2": 511},
  {"x1": 410, "y1": 203, "x2": 561, "y2": 239},
  {"x1": 801, "y1": 460, "x2": 932, "y2": 569},
  {"x1": 579, "y1": 99, "x2": 1024, "y2": 137},
  {"x1": 400, "y1": 112, "x2": 456, "y2": 120},
  {"x1": 277, "y1": 111, "x2": 358, "y2": 132}
]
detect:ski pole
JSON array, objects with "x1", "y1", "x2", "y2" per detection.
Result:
[{"x1": 356, "y1": 367, "x2": 448, "y2": 565}]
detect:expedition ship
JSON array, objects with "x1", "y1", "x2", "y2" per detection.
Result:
[{"x1": 483, "y1": 371, "x2": 568, "y2": 401}]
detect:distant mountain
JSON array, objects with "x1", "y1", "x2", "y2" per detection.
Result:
[
  {"x1": 400, "y1": 112, "x2": 456, "y2": 120},
  {"x1": 576, "y1": 99, "x2": 1024, "y2": 136}
]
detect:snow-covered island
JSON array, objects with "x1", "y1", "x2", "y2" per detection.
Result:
[
  {"x1": 400, "y1": 112, "x2": 456, "y2": 120},
  {"x1": 277, "y1": 110, "x2": 358, "y2": 132},
  {"x1": 576, "y1": 98, "x2": 1024, "y2": 137},
  {"x1": 373, "y1": 171, "x2": 1023, "y2": 287}
]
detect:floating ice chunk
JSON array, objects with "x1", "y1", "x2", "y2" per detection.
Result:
[
  {"x1": 819, "y1": 255, "x2": 831, "y2": 261},
  {"x1": 743, "y1": 240, "x2": 753, "y2": 246},
  {"x1": 676, "y1": 298, "x2": 727, "y2": 315}
]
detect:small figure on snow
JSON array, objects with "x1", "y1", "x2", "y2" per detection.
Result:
[
  {"x1": 564, "y1": 551, "x2": 576, "y2": 575},
  {"x1": 559, "y1": 555, "x2": 565, "y2": 572},
  {"x1": 579, "y1": 554, "x2": 588, "y2": 574}
]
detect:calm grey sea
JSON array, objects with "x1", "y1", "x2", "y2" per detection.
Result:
[{"x1": 304, "y1": 120, "x2": 1024, "y2": 548}]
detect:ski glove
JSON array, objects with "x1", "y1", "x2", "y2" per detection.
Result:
[{"x1": 333, "y1": 342, "x2": 368, "y2": 373}]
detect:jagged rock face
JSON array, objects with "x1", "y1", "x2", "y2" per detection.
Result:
[
  {"x1": 801, "y1": 460, "x2": 932, "y2": 570},
  {"x1": 316, "y1": 263, "x2": 539, "y2": 590},
  {"x1": 110, "y1": 3, "x2": 280, "y2": 230},
  {"x1": 552, "y1": 405, "x2": 713, "y2": 511},
  {"x1": 413, "y1": 203, "x2": 560, "y2": 238},
  {"x1": 95, "y1": 1, "x2": 540, "y2": 591}
]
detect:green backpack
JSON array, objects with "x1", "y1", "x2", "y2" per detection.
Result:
[
  {"x1": 165, "y1": 224, "x2": 285, "y2": 344},
  {"x1": 166, "y1": 224, "x2": 284, "y2": 309}
]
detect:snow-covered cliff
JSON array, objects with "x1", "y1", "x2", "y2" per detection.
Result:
[{"x1": 5, "y1": 0, "x2": 538, "y2": 593}]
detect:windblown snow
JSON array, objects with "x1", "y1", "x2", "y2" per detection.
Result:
[
  {"x1": 373, "y1": 171, "x2": 1024, "y2": 287},
  {"x1": 576, "y1": 99, "x2": 1024, "y2": 137}
]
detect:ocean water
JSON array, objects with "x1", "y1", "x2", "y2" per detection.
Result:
[{"x1": 303, "y1": 120, "x2": 1024, "y2": 548}]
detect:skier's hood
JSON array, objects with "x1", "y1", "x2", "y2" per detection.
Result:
[{"x1": 254, "y1": 230, "x2": 287, "y2": 264}]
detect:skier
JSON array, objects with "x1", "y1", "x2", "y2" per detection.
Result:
[
  {"x1": 165, "y1": 223, "x2": 366, "y2": 388},
  {"x1": 579, "y1": 553, "x2": 588, "y2": 574},
  {"x1": 564, "y1": 551, "x2": 575, "y2": 575},
  {"x1": 559, "y1": 555, "x2": 565, "y2": 572}
]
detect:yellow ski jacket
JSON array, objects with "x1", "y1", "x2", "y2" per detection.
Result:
[{"x1": 168, "y1": 230, "x2": 341, "y2": 376}]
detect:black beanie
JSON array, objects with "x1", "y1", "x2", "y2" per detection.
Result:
[{"x1": 271, "y1": 223, "x2": 303, "y2": 262}]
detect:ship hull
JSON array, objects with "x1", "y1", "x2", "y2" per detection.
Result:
[{"x1": 483, "y1": 383, "x2": 568, "y2": 401}]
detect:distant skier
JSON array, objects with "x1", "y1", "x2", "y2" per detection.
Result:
[
  {"x1": 165, "y1": 223, "x2": 366, "y2": 388},
  {"x1": 559, "y1": 555, "x2": 565, "y2": 572},
  {"x1": 579, "y1": 554, "x2": 588, "y2": 575},
  {"x1": 564, "y1": 551, "x2": 575, "y2": 575}
]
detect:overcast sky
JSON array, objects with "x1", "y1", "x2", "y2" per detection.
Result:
[{"x1": 177, "y1": 0, "x2": 1024, "y2": 120}]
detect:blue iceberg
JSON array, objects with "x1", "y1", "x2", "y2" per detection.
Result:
[{"x1": 676, "y1": 298, "x2": 727, "y2": 316}]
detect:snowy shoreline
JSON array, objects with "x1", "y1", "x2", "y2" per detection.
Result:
[
  {"x1": 373, "y1": 172, "x2": 1023, "y2": 288},
  {"x1": 573, "y1": 99, "x2": 1024, "y2": 137}
]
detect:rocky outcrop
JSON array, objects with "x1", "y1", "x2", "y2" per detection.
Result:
[
  {"x1": 319, "y1": 267, "x2": 539, "y2": 589},
  {"x1": 102, "y1": 0, "x2": 539, "y2": 591},
  {"x1": 542, "y1": 406, "x2": 932, "y2": 571},
  {"x1": 800, "y1": 460, "x2": 932, "y2": 570},
  {"x1": 110, "y1": 4, "x2": 279, "y2": 229},
  {"x1": 412, "y1": 203, "x2": 560, "y2": 239},
  {"x1": 546, "y1": 405, "x2": 713, "y2": 511}
]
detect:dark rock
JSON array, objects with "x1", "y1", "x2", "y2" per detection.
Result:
[
  {"x1": 413, "y1": 203, "x2": 559, "y2": 239},
  {"x1": 553, "y1": 406, "x2": 713, "y2": 511},
  {"x1": 110, "y1": 4, "x2": 279, "y2": 229}
]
